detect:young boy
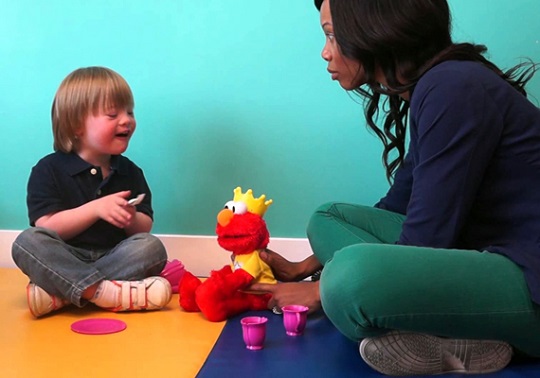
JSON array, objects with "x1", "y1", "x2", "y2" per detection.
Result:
[{"x1": 12, "y1": 66, "x2": 171, "y2": 317}]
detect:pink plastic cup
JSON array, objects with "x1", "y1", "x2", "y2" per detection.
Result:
[
  {"x1": 241, "y1": 316, "x2": 268, "y2": 350},
  {"x1": 282, "y1": 305, "x2": 309, "y2": 336}
]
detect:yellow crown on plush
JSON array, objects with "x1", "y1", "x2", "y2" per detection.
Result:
[{"x1": 233, "y1": 187, "x2": 273, "y2": 216}]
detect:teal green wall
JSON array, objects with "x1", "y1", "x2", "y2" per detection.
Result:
[{"x1": 1, "y1": 0, "x2": 539, "y2": 237}]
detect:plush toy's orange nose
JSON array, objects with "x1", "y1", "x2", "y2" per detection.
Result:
[{"x1": 217, "y1": 208, "x2": 234, "y2": 227}]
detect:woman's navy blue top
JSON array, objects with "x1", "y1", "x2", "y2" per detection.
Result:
[{"x1": 376, "y1": 60, "x2": 540, "y2": 303}]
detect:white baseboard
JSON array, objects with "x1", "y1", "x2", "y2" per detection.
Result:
[
  {"x1": 0, "y1": 230, "x2": 18, "y2": 268},
  {"x1": 0, "y1": 230, "x2": 312, "y2": 277}
]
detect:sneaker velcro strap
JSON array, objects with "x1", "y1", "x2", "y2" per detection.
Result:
[
  {"x1": 121, "y1": 281, "x2": 132, "y2": 310},
  {"x1": 134, "y1": 281, "x2": 147, "y2": 308},
  {"x1": 120, "y1": 281, "x2": 147, "y2": 310}
]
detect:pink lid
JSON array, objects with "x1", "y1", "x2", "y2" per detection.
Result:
[{"x1": 71, "y1": 318, "x2": 127, "y2": 335}]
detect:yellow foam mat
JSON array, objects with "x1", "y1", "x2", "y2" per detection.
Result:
[{"x1": 0, "y1": 268, "x2": 224, "y2": 378}]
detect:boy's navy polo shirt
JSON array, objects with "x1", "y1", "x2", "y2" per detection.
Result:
[
  {"x1": 376, "y1": 60, "x2": 540, "y2": 304},
  {"x1": 27, "y1": 151, "x2": 153, "y2": 249}
]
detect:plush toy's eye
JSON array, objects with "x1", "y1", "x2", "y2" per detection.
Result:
[{"x1": 223, "y1": 201, "x2": 247, "y2": 214}]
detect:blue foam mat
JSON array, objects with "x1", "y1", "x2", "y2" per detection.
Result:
[{"x1": 196, "y1": 310, "x2": 540, "y2": 378}]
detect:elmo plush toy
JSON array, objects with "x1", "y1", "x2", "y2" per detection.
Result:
[{"x1": 179, "y1": 187, "x2": 276, "y2": 322}]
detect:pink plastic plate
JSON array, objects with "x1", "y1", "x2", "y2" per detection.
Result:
[{"x1": 71, "y1": 318, "x2": 127, "y2": 335}]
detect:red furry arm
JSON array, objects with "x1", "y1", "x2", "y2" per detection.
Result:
[
  {"x1": 210, "y1": 264, "x2": 233, "y2": 278},
  {"x1": 221, "y1": 269, "x2": 254, "y2": 296}
]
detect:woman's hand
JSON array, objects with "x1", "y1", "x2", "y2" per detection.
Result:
[
  {"x1": 250, "y1": 281, "x2": 322, "y2": 314},
  {"x1": 259, "y1": 249, "x2": 303, "y2": 282},
  {"x1": 260, "y1": 249, "x2": 323, "y2": 282}
]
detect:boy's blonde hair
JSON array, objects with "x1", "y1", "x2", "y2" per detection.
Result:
[{"x1": 51, "y1": 66, "x2": 134, "y2": 153}]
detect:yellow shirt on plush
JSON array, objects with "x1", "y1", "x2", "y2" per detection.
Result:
[{"x1": 231, "y1": 250, "x2": 277, "y2": 284}]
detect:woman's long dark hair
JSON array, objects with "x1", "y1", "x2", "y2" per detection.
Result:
[{"x1": 327, "y1": 0, "x2": 537, "y2": 182}]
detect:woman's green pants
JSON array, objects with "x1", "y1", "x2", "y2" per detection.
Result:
[{"x1": 307, "y1": 202, "x2": 540, "y2": 357}]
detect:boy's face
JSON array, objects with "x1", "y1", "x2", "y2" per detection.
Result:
[{"x1": 76, "y1": 106, "x2": 136, "y2": 164}]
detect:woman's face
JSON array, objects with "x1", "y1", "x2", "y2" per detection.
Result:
[{"x1": 320, "y1": 0, "x2": 365, "y2": 90}]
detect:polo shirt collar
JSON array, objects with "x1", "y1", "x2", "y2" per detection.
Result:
[{"x1": 61, "y1": 152, "x2": 127, "y2": 176}]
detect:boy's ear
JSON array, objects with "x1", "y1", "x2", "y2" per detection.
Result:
[{"x1": 74, "y1": 126, "x2": 84, "y2": 138}]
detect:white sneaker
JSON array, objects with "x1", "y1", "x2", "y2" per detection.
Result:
[
  {"x1": 92, "y1": 276, "x2": 172, "y2": 312},
  {"x1": 27, "y1": 283, "x2": 70, "y2": 318},
  {"x1": 359, "y1": 331, "x2": 512, "y2": 376}
]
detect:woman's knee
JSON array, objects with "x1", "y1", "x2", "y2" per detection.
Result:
[
  {"x1": 320, "y1": 244, "x2": 391, "y2": 339},
  {"x1": 307, "y1": 201, "x2": 334, "y2": 231},
  {"x1": 321, "y1": 244, "x2": 382, "y2": 304}
]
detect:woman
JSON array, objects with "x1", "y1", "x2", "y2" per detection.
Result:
[{"x1": 252, "y1": 0, "x2": 540, "y2": 375}]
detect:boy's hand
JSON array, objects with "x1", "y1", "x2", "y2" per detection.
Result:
[{"x1": 94, "y1": 190, "x2": 134, "y2": 228}]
